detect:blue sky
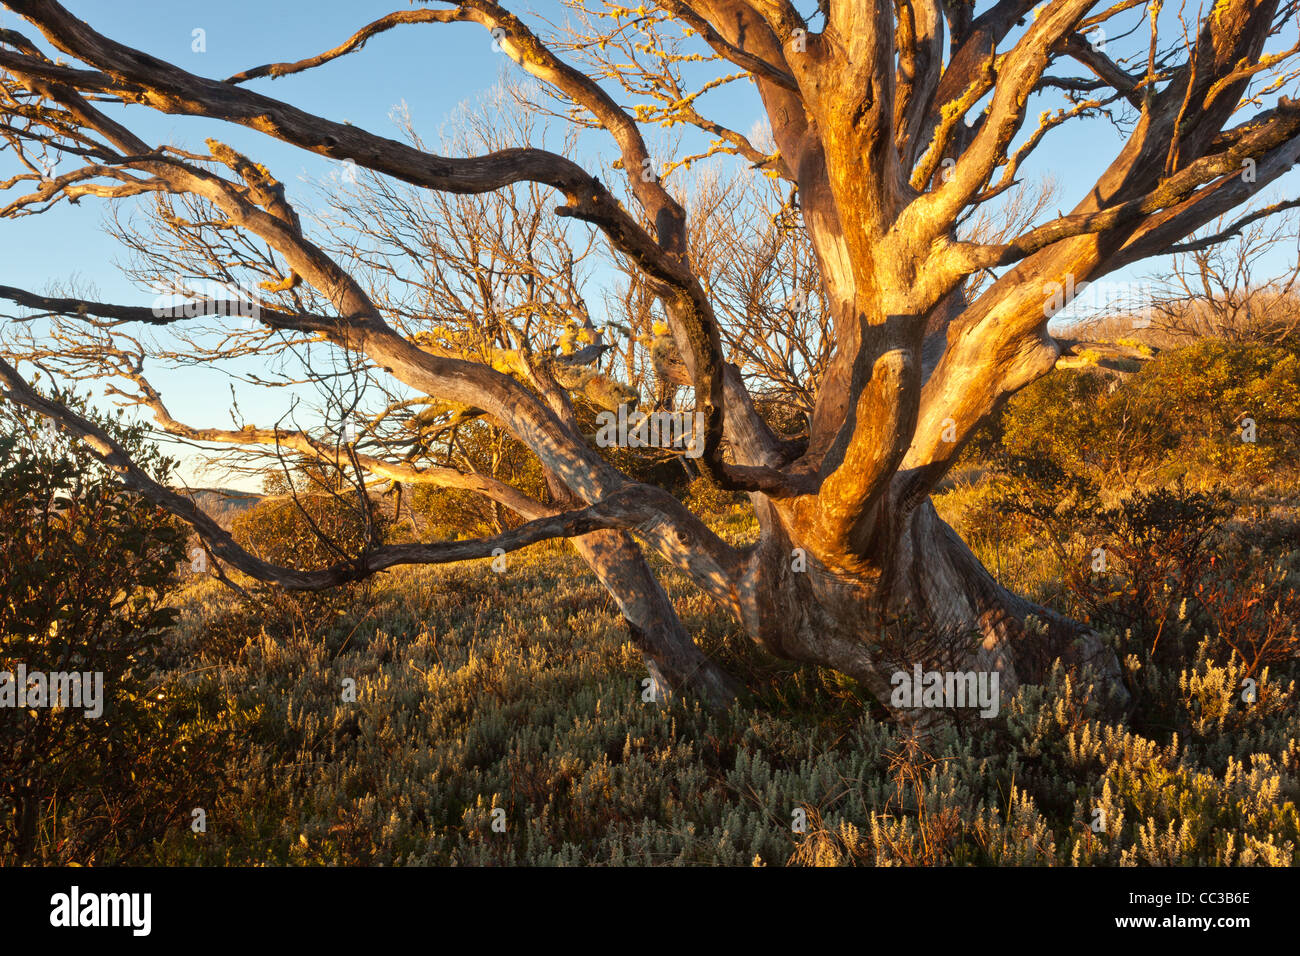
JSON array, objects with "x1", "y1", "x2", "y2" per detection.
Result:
[{"x1": 2, "y1": 1, "x2": 1296, "y2": 489}]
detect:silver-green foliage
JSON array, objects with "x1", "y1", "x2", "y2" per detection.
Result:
[{"x1": 150, "y1": 546, "x2": 1299, "y2": 866}]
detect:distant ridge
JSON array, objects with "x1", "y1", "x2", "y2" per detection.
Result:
[{"x1": 178, "y1": 487, "x2": 263, "y2": 531}]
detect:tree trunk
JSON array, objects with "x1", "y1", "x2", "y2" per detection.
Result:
[
  {"x1": 569, "y1": 527, "x2": 743, "y2": 710},
  {"x1": 735, "y1": 497, "x2": 1128, "y2": 723}
]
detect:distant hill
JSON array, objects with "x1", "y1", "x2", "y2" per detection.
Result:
[{"x1": 180, "y1": 487, "x2": 263, "y2": 530}]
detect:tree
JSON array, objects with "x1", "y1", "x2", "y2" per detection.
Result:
[
  {"x1": 1, "y1": 0, "x2": 1299, "y2": 718},
  {"x1": 1145, "y1": 202, "x2": 1300, "y2": 343}
]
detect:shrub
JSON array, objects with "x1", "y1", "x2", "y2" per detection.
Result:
[
  {"x1": 0, "y1": 396, "x2": 234, "y2": 863},
  {"x1": 1195, "y1": 551, "x2": 1300, "y2": 680},
  {"x1": 683, "y1": 474, "x2": 747, "y2": 519},
  {"x1": 1066, "y1": 484, "x2": 1232, "y2": 646},
  {"x1": 230, "y1": 490, "x2": 389, "y2": 627},
  {"x1": 231, "y1": 491, "x2": 387, "y2": 571},
  {"x1": 982, "y1": 337, "x2": 1300, "y2": 490},
  {"x1": 409, "y1": 484, "x2": 504, "y2": 540}
]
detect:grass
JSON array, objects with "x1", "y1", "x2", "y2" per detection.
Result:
[{"x1": 132, "y1": 516, "x2": 1299, "y2": 866}]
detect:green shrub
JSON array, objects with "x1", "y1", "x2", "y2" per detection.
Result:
[
  {"x1": 232, "y1": 491, "x2": 386, "y2": 571},
  {"x1": 982, "y1": 337, "x2": 1300, "y2": 490},
  {"x1": 0, "y1": 396, "x2": 236, "y2": 863},
  {"x1": 683, "y1": 474, "x2": 747, "y2": 518},
  {"x1": 409, "y1": 484, "x2": 503, "y2": 540}
]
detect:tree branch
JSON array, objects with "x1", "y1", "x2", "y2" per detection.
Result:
[{"x1": 0, "y1": 354, "x2": 635, "y2": 589}]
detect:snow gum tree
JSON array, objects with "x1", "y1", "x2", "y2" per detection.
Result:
[{"x1": 2, "y1": 0, "x2": 1298, "y2": 720}]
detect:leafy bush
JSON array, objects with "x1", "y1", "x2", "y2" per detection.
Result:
[
  {"x1": 404, "y1": 418, "x2": 551, "y2": 539},
  {"x1": 1066, "y1": 485, "x2": 1231, "y2": 644},
  {"x1": 1123, "y1": 339, "x2": 1300, "y2": 485},
  {"x1": 231, "y1": 492, "x2": 386, "y2": 571},
  {"x1": 1195, "y1": 550, "x2": 1300, "y2": 680},
  {"x1": 0, "y1": 397, "x2": 235, "y2": 863},
  {"x1": 409, "y1": 484, "x2": 506, "y2": 540},
  {"x1": 999, "y1": 370, "x2": 1171, "y2": 484},
  {"x1": 982, "y1": 337, "x2": 1300, "y2": 489},
  {"x1": 683, "y1": 474, "x2": 747, "y2": 518}
]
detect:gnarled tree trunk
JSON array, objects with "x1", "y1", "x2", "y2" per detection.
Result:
[{"x1": 737, "y1": 497, "x2": 1128, "y2": 716}]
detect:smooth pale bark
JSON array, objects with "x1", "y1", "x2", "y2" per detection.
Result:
[{"x1": 569, "y1": 528, "x2": 743, "y2": 709}]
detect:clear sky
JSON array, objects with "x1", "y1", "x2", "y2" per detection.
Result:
[{"x1": 2, "y1": 1, "x2": 1296, "y2": 490}]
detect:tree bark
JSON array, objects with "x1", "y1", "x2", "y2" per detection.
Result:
[
  {"x1": 734, "y1": 496, "x2": 1128, "y2": 723},
  {"x1": 568, "y1": 528, "x2": 743, "y2": 710}
]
